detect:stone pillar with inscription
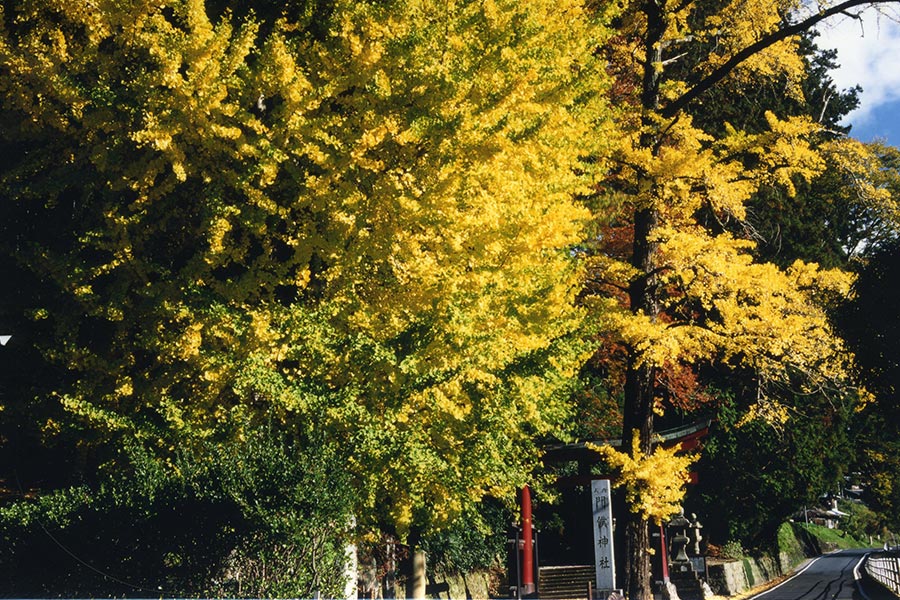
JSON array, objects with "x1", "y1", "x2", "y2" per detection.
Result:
[{"x1": 591, "y1": 479, "x2": 616, "y2": 596}]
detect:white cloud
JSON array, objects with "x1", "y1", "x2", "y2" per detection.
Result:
[{"x1": 815, "y1": 8, "x2": 900, "y2": 126}]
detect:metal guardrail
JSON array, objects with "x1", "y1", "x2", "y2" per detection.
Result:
[{"x1": 865, "y1": 551, "x2": 900, "y2": 596}]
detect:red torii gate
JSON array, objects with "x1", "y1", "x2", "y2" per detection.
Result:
[
  {"x1": 514, "y1": 420, "x2": 711, "y2": 598},
  {"x1": 542, "y1": 419, "x2": 711, "y2": 485}
]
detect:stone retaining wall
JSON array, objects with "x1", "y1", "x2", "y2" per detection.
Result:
[
  {"x1": 706, "y1": 555, "x2": 782, "y2": 596},
  {"x1": 423, "y1": 570, "x2": 497, "y2": 600},
  {"x1": 706, "y1": 523, "x2": 815, "y2": 597}
]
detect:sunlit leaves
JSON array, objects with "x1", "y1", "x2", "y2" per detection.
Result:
[
  {"x1": 0, "y1": 0, "x2": 614, "y2": 533},
  {"x1": 588, "y1": 433, "x2": 694, "y2": 525},
  {"x1": 593, "y1": 112, "x2": 852, "y2": 407}
]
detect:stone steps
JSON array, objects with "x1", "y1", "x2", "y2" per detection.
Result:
[{"x1": 538, "y1": 565, "x2": 596, "y2": 600}]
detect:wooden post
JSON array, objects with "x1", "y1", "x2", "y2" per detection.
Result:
[{"x1": 405, "y1": 529, "x2": 427, "y2": 600}]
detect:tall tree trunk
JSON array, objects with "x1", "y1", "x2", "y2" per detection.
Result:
[
  {"x1": 405, "y1": 528, "x2": 427, "y2": 600},
  {"x1": 623, "y1": 209, "x2": 660, "y2": 458},
  {"x1": 619, "y1": 1, "x2": 667, "y2": 597},
  {"x1": 622, "y1": 513, "x2": 653, "y2": 600},
  {"x1": 621, "y1": 207, "x2": 660, "y2": 600}
]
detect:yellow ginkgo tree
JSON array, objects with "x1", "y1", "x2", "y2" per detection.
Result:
[
  {"x1": 0, "y1": 0, "x2": 615, "y2": 541},
  {"x1": 589, "y1": 434, "x2": 694, "y2": 525},
  {"x1": 583, "y1": 1, "x2": 900, "y2": 598}
]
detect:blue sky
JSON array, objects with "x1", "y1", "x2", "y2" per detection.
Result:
[
  {"x1": 847, "y1": 98, "x2": 900, "y2": 145},
  {"x1": 816, "y1": 9, "x2": 900, "y2": 145}
]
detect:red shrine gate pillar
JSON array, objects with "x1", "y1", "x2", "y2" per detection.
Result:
[{"x1": 521, "y1": 485, "x2": 536, "y2": 595}]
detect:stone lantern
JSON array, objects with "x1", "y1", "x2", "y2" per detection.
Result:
[
  {"x1": 690, "y1": 513, "x2": 703, "y2": 556},
  {"x1": 668, "y1": 508, "x2": 693, "y2": 570}
]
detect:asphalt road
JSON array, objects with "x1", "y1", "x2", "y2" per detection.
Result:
[{"x1": 749, "y1": 550, "x2": 897, "y2": 600}]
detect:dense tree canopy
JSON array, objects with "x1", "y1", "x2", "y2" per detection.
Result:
[
  {"x1": 652, "y1": 30, "x2": 899, "y2": 551},
  {"x1": 2, "y1": 0, "x2": 900, "y2": 596},
  {"x1": 0, "y1": 0, "x2": 615, "y2": 535},
  {"x1": 579, "y1": 1, "x2": 900, "y2": 597},
  {"x1": 838, "y1": 238, "x2": 900, "y2": 530},
  {"x1": 694, "y1": 391, "x2": 854, "y2": 547}
]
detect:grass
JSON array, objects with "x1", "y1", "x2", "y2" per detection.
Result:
[{"x1": 797, "y1": 523, "x2": 870, "y2": 550}]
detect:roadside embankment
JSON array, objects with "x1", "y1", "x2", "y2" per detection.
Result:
[{"x1": 706, "y1": 522, "x2": 858, "y2": 597}]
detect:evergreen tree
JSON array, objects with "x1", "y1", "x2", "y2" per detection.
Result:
[{"x1": 838, "y1": 238, "x2": 900, "y2": 530}]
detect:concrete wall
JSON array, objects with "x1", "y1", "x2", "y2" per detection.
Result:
[
  {"x1": 706, "y1": 555, "x2": 782, "y2": 596},
  {"x1": 424, "y1": 570, "x2": 497, "y2": 600},
  {"x1": 706, "y1": 522, "x2": 816, "y2": 597}
]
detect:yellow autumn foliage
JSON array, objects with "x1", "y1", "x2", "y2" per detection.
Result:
[
  {"x1": 595, "y1": 110, "x2": 853, "y2": 405},
  {"x1": 588, "y1": 434, "x2": 694, "y2": 525},
  {"x1": 2, "y1": 0, "x2": 890, "y2": 546},
  {"x1": 0, "y1": 0, "x2": 615, "y2": 533},
  {"x1": 581, "y1": 2, "x2": 896, "y2": 597},
  {"x1": 588, "y1": 0, "x2": 865, "y2": 432}
]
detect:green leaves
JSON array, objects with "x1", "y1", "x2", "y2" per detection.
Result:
[{"x1": 0, "y1": 428, "x2": 356, "y2": 597}]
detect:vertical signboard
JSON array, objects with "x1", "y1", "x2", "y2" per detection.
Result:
[{"x1": 592, "y1": 479, "x2": 615, "y2": 594}]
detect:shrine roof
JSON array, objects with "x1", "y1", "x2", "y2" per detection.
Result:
[{"x1": 543, "y1": 419, "x2": 712, "y2": 464}]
